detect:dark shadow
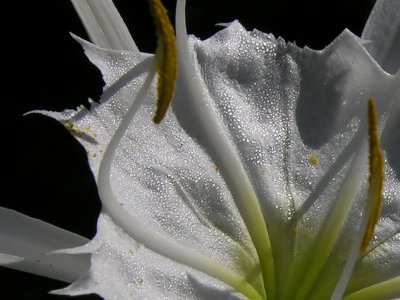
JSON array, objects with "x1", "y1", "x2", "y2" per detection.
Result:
[
  {"x1": 295, "y1": 58, "x2": 350, "y2": 149},
  {"x1": 382, "y1": 109, "x2": 400, "y2": 180}
]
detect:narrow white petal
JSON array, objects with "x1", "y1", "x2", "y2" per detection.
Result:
[
  {"x1": 362, "y1": 0, "x2": 400, "y2": 74},
  {"x1": 71, "y1": 0, "x2": 138, "y2": 51},
  {"x1": 0, "y1": 253, "x2": 23, "y2": 264},
  {"x1": 0, "y1": 208, "x2": 90, "y2": 283}
]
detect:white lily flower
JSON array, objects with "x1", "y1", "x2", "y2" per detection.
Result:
[{"x1": 2, "y1": 0, "x2": 399, "y2": 299}]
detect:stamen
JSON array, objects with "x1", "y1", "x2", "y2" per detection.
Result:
[
  {"x1": 175, "y1": 0, "x2": 274, "y2": 298},
  {"x1": 293, "y1": 102, "x2": 379, "y2": 299},
  {"x1": 360, "y1": 99, "x2": 384, "y2": 252},
  {"x1": 331, "y1": 99, "x2": 384, "y2": 300},
  {"x1": 148, "y1": 0, "x2": 178, "y2": 123}
]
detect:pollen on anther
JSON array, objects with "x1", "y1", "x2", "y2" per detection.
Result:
[
  {"x1": 308, "y1": 154, "x2": 319, "y2": 166},
  {"x1": 148, "y1": 0, "x2": 178, "y2": 124},
  {"x1": 360, "y1": 99, "x2": 384, "y2": 253}
]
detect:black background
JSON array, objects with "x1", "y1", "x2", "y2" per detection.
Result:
[{"x1": 4, "y1": 0, "x2": 375, "y2": 299}]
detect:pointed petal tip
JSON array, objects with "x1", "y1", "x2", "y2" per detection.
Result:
[{"x1": 0, "y1": 253, "x2": 24, "y2": 265}]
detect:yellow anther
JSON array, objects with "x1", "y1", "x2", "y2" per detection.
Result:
[
  {"x1": 360, "y1": 99, "x2": 384, "y2": 253},
  {"x1": 148, "y1": 0, "x2": 178, "y2": 123},
  {"x1": 308, "y1": 154, "x2": 319, "y2": 166}
]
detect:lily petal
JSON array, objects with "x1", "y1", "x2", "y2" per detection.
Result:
[
  {"x1": 71, "y1": 0, "x2": 138, "y2": 51},
  {"x1": 362, "y1": 0, "x2": 400, "y2": 74},
  {"x1": 0, "y1": 253, "x2": 23, "y2": 265},
  {"x1": 0, "y1": 208, "x2": 90, "y2": 283}
]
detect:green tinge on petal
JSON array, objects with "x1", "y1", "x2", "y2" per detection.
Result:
[
  {"x1": 196, "y1": 261, "x2": 265, "y2": 300},
  {"x1": 329, "y1": 99, "x2": 386, "y2": 300},
  {"x1": 343, "y1": 276, "x2": 400, "y2": 300},
  {"x1": 290, "y1": 155, "x2": 364, "y2": 300},
  {"x1": 292, "y1": 100, "x2": 387, "y2": 300}
]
